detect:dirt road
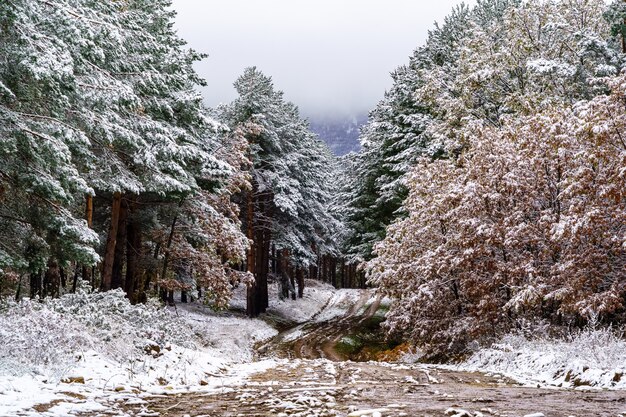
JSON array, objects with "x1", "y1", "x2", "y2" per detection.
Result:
[
  {"x1": 112, "y1": 358, "x2": 626, "y2": 417},
  {"x1": 257, "y1": 288, "x2": 387, "y2": 361},
  {"x1": 111, "y1": 290, "x2": 626, "y2": 417}
]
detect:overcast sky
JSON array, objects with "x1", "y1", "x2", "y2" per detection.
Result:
[{"x1": 171, "y1": 0, "x2": 475, "y2": 120}]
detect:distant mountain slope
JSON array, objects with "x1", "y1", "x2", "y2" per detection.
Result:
[{"x1": 309, "y1": 115, "x2": 367, "y2": 156}]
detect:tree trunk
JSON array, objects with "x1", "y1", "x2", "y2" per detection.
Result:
[
  {"x1": 277, "y1": 248, "x2": 287, "y2": 299},
  {"x1": 81, "y1": 194, "x2": 94, "y2": 289},
  {"x1": 14, "y1": 274, "x2": 22, "y2": 301},
  {"x1": 255, "y1": 226, "x2": 263, "y2": 313},
  {"x1": 349, "y1": 264, "x2": 355, "y2": 288},
  {"x1": 125, "y1": 206, "x2": 142, "y2": 303},
  {"x1": 101, "y1": 192, "x2": 122, "y2": 291},
  {"x1": 111, "y1": 200, "x2": 128, "y2": 290},
  {"x1": 181, "y1": 290, "x2": 188, "y2": 303},
  {"x1": 246, "y1": 191, "x2": 258, "y2": 317},
  {"x1": 296, "y1": 267, "x2": 304, "y2": 299},
  {"x1": 136, "y1": 242, "x2": 160, "y2": 304},
  {"x1": 161, "y1": 208, "x2": 181, "y2": 285},
  {"x1": 255, "y1": 223, "x2": 270, "y2": 312},
  {"x1": 271, "y1": 244, "x2": 277, "y2": 274},
  {"x1": 42, "y1": 259, "x2": 60, "y2": 298},
  {"x1": 340, "y1": 259, "x2": 346, "y2": 289},
  {"x1": 60, "y1": 267, "x2": 67, "y2": 289},
  {"x1": 317, "y1": 252, "x2": 322, "y2": 281},
  {"x1": 72, "y1": 268, "x2": 79, "y2": 294},
  {"x1": 29, "y1": 270, "x2": 42, "y2": 299},
  {"x1": 254, "y1": 192, "x2": 272, "y2": 313},
  {"x1": 290, "y1": 265, "x2": 296, "y2": 301}
]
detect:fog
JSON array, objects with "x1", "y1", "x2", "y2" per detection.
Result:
[{"x1": 171, "y1": 0, "x2": 475, "y2": 119}]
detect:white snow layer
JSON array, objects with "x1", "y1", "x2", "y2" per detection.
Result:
[
  {"x1": 230, "y1": 278, "x2": 362, "y2": 324},
  {"x1": 0, "y1": 288, "x2": 278, "y2": 416},
  {"x1": 459, "y1": 327, "x2": 626, "y2": 390}
]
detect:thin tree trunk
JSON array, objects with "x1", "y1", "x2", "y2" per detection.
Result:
[
  {"x1": 161, "y1": 206, "x2": 181, "y2": 285},
  {"x1": 271, "y1": 244, "x2": 277, "y2": 274},
  {"x1": 101, "y1": 192, "x2": 122, "y2": 291},
  {"x1": 30, "y1": 270, "x2": 42, "y2": 299},
  {"x1": 134, "y1": 242, "x2": 160, "y2": 304},
  {"x1": 14, "y1": 274, "x2": 22, "y2": 301},
  {"x1": 60, "y1": 267, "x2": 67, "y2": 289},
  {"x1": 349, "y1": 264, "x2": 355, "y2": 288},
  {"x1": 111, "y1": 200, "x2": 128, "y2": 290},
  {"x1": 43, "y1": 259, "x2": 60, "y2": 298},
  {"x1": 257, "y1": 192, "x2": 271, "y2": 312},
  {"x1": 246, "y1": 191, "x2": 257, "y2": 317},
  {"x1": 255, "y1": 222, "x2": 270, "y2": 312},
  {"x1": 296, "y1": 267, "x2": 304, "y2": 298},
  {"x1": 81, "y1": 194, "x2": 94, "y2": 289},
  {"x1": 255, "y1": 226, "x2": 263, "y2": 313},
  {"x1": 316, "y1": 250, "x2": 322, "y2": 281},
  {"x1": 125, "y1": 204, "x2": 142, "y2": 303},
  {"x1": 72, "y1": 267, "x2": 79, "y2": 294},
  {"x1": 259, "y1": 223, "x2": 271, "y2": 313},
  {"x1": 290, "y1": 265, "x2": 296, "y2": 301}
]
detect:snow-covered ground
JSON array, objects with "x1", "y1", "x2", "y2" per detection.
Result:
[
  {"x1": 3, "y1": 280, "x2": 626, "y2": 416},
  {"x1": 267, "y1": 280, "x2": 339, "y2": 324},
  {"x1": 457, "y1": 327, "x2": 626, "y2": 390},
  {"x1": 0, "y1": 286, "x2": 279, "y2": 417},
  {"x1": 313, "y1": 288, "x2": 369, "y2": 323},
  {"x1": 230, "y1": 278, "x2": 363, "y2": 324}
]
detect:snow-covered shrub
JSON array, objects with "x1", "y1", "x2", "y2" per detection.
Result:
[
  {"x1": 45, "y1": 289, "x2": 194, "y2": 349},
  {"x1": 464, "y1": 325, "x2": 626, "y2": 389},
  {"x1": 0, "y1": 299, "x2": 92, "y2": 380},
  {"x1": 0, "y1": 289, "x2": 195, "y2": 380}
]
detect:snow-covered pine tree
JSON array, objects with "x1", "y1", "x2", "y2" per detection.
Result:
[
  {"x1": 342, "y1": 3, "x2": 475, "y2": 264},
  {"x1": 0, "y1": 0, "x2": 100, "y2": 295},
  {"x1": 220, "y1": 68, "x2": 338, "y2": 316},
  {"x1": 0, "y1": 0, "x2": 244, "y2": 304}
]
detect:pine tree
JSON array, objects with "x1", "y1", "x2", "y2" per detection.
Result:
[
  {"x1": 0, "y1": 0, "x2": 244, "y2": 304},
  {"x1": 0, "y1": 0, "x2": 100, "y2": 283},
  {"x1": 342, "y1": 4, "x2": 475, "y2": 263},
  {"x1": 221, "y1": 68, "x2": 338, "y2": 316}
]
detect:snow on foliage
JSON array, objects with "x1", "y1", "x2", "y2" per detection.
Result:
[
  {"x1": 220, "y1": 67, "x2": 339, "y2": 269},
  {"x1": 0, "y1": 288, "x2": 276, "y2": 385},
  {"x1": 366, "y1": 0, "x2": 626, "y2": 359},
  {"x1": 462, "y1": 325, "x2": 626, "y2": 390},
  {"x1": 0, "y1": 0, "x2": 245, "y2": 294}
]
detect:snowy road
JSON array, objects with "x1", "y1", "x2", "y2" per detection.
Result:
[
  {"x1": 257, "y1": 288, "x2": 386, "y2": 361},
  {"x1": 25, "y1": 287, "x2": 626, "y2": 417},
  {"x1": 108, "y1": 358, "x2": 626, "y2": 417},
  {"x1": 90, "y1": 289, "x2": 626, "y2": 417}
]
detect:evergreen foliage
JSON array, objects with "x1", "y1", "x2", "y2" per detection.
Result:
[{"x1": 219, "y1": 68, "x2": 339, "y2": 315}]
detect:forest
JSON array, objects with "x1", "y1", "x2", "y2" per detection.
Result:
[{"x1": 2, "y1": 0, "x2": 626, "y2": 402}]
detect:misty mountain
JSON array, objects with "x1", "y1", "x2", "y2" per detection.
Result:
[{"x1": 309, "y1": 114, "x2": 367, "y2": 156}]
